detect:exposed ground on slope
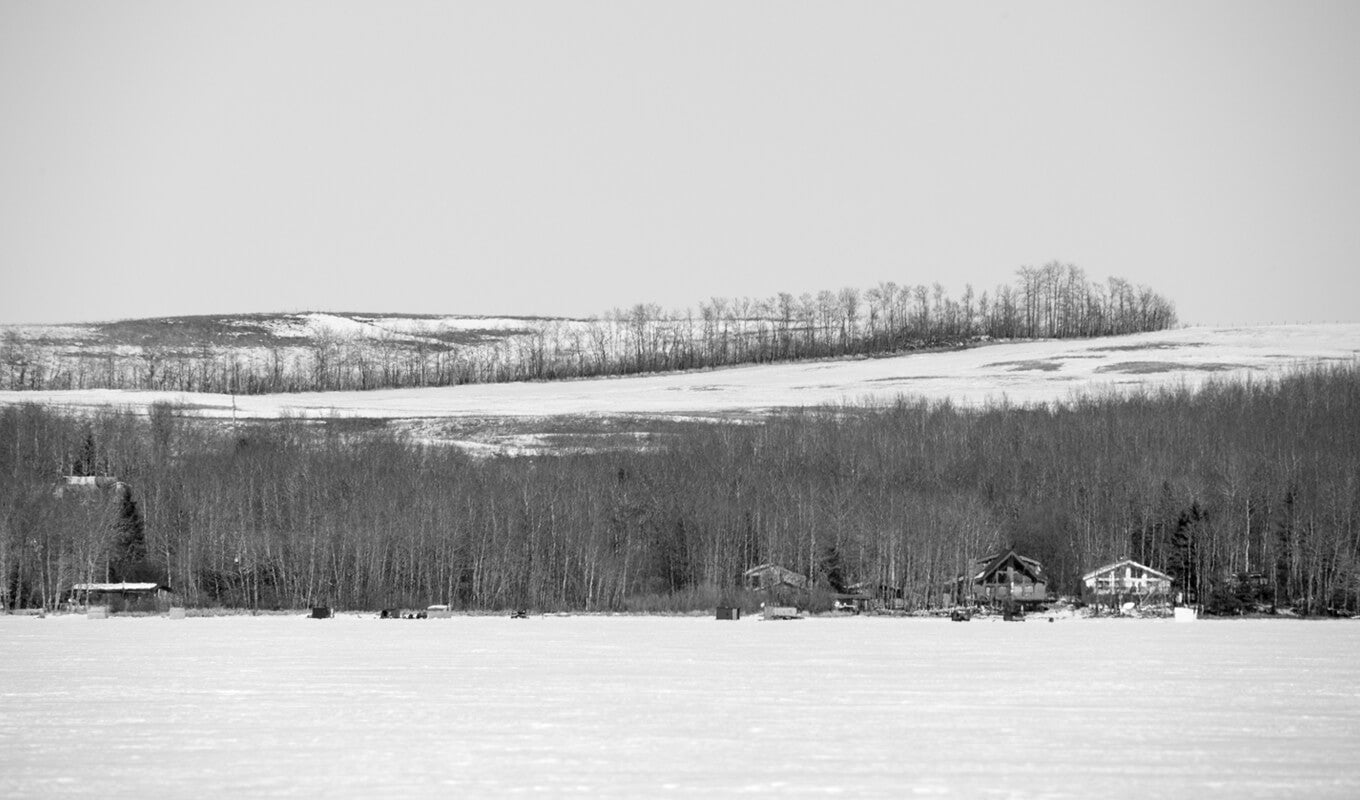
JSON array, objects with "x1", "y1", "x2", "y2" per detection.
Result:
[
  {"x1": 985, "y1": 359, "x2": 1064, "y2": 371},
  {"x1": 1096, "y1": 361, "x2": 1247, "y2": 374}
]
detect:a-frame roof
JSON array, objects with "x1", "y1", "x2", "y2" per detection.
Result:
[
  {"x1": 973, "y1": 550, "x2": 1044, "y2": 583},
  {"x1": 743, "y1": 563, "x2": 809, "y2": 586},
  {"x1": 1081, "y1": 558, "x2": 1173, "y2": 582}
]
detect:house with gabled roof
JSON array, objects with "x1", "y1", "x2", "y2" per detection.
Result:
[
  {"x1": 742, "y1": 563, "x2": 812, "y2": 608},
  {"x1": 965, "y1": 550, "x2": 1048, "y2": 607},
  {"x1": 743, "y1": 563, "x2": 809, "y2": 592},
  {"x1": 68, "y1": 582, "x2": 174, "y2": 613},
  {"x1": 1082, "y1": 559, "x2": 1173, "y2": 609}
]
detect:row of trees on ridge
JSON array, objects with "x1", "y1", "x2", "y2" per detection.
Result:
[{"x1": 1, "y1": 262, "x2": 1176, "y2": 393}]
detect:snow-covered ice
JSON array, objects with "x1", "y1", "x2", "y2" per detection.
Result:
[{"x1": 2, "y1": 615, "x2": 1358, "y2": 798}]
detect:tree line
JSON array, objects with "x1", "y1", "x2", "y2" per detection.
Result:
[
  {"x1": 1, "y1": 262, "x2": 1176, "y2": 393},
  {"x1": 3, "y1": 362, "x2": 1355, "y2": 616}
]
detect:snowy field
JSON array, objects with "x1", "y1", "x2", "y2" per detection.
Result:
[
  {"x1": 1, "y1": 324, "x2": 1356, "y2": 424},
  {"x1": 3, "y1": 615, "x2": 1358, "y2": 798}
]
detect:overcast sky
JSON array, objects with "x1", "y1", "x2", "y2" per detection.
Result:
[{"x1": 2, "y1": 1, "x2": 1357, "y2": 327}]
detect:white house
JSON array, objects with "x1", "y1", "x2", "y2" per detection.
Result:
[{"x1": 1082, "y1": 559, "x2": 1173, "y2": 605}]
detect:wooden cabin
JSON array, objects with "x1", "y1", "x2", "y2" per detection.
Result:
[
  {"x1": 742, "y1": 564, "x2": 809, "y2": 592},
  {"x1": 967, "y1": 550, "x2": 1048, "y2": 607},
  {"x1": 743, "y1": 563, "x2": 810, "y2": 606},
  {"x1": 68, "y1": 582, "x2": 174, "y2": 613},
  {"x1": 1082, "y1": 559, "x2": 1173, "y2": 608},
  {"x1": 847, "y1": 581, "x2": 904, "y2": 611}
]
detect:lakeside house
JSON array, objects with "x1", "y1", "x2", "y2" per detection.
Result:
[
  {"x1": 743, "y1": 563, "x2": 811, "y2": 606},
  {"x1": 963, "y1": 550, "x2": 1048, "y2": 607},
  {"x1": 1082, "y1": 559, "x2": 1173, "y2": 609},
  {"x1": 847, "y1": 581, "x2": 905, "y2": 611},
  {"x1": 743, "y1": 564, "x2": 809, "y2": 592},
  {"x1": 69, "y1": 582, "x2": 174, "y2": 613}
]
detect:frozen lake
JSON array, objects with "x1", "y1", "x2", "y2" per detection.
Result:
[{"x1": 3, "y1": 615, "x2": 1359, "y2": 798}]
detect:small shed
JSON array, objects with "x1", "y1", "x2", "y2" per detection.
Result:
[
  {"x1": 967, "y1": 550, "x2": 1048, "y2": 606},
  {"x1": 69, "y1": 582, "x2": 174, "y2": 613},
  {"x1": 1082, "y1": 559, "x2": 1173, "y2": 609},
  {"x1": 832, "y1": 593, "x2": 870, "y2": 613},
  {"x1": 847, "y1": 581, "x2": 905, "y2": 611}
]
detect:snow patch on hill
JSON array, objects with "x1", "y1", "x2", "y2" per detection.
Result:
[
  {"x1": 2, "y1": 324, "x2": 1356, "y2": 426},
  {"x1": 228, "y1": 312, "x2": 548, "y2": 345}
]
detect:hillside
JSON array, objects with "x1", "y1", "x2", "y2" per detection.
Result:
[
  {"x1": 2, "y1": 323, "x2": 1356, "y2": 454},
  {"x1": 0, "y1": 266, "x2": 1179, "y2": 395},
  {"x1": 0, "y1": 311, "x2": 555, "y2": 350},
  {"x1": 0, "y1": 311, "x2": 559, "y2": 392}
]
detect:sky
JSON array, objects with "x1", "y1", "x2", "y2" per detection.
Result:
[{"x1": 2, "y1": 1, "x2": 1357, "y2": 327}]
